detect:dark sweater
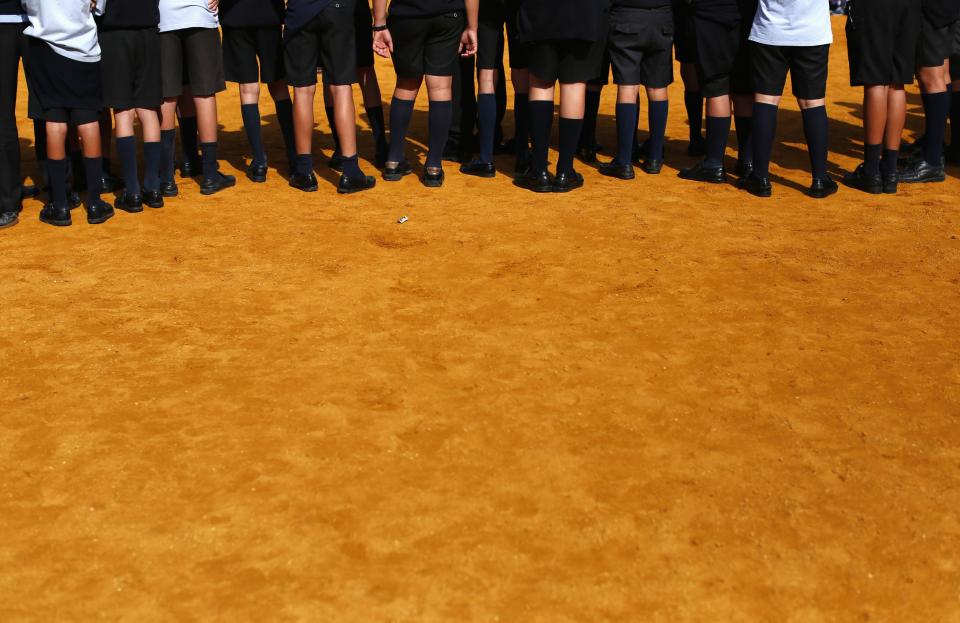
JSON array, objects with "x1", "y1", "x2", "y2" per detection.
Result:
[
  {"x1": 518, "y1": 0, "x2": 608, "y2": 42},
  {"x1": 690, "y1": 0, "x2": 752, "y2": 26},
  {"x1": 220, "y1": 0, "x2": 285, "y2": 28},
  {"x1": 284, "y1": 0, "x2": 333, "y2": 35},
  {"x1": 99, "y1": 0, "x2": 161, "y2": 30},
  {"x1": 922, "y1": 0, "x2": 960, "y2": 28},
  {"x1": 388, "y1": 0, "x2": 467, "y2": 19},
  {"x1": 0, "y1": 0, "x2": 24, "y2": 16},
  {"x1": 614, "y1": 0, "x2": 671, "y2": 8}
]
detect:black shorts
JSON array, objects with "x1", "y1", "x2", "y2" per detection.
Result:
[
  {"x1": 950, "y1": 19, "x2": 960, "y2": 80},
  {"x1": 99, "y1": 28, "x2": 163, "y2": 109},
  {"x1": 917, "y1": 11, "x2": 956, "y2": 67},
  {"x1": 354, "y1": 0, "x2": 375, "y2": 67},
  {"x1": 477, "y1": 0, "x2": 506, "y2": 70},
  {"x1": 389, "y1": 12, "x2": 465, "y2": 78},
  {"x1": 673, "y1": 0, "x2": 697, "y2": 64},
  {"x1": 503, "y1": 0, "x2": 529, "y2": 69},
  {"x1": 159, "y1": 27, "x2": 226, "y2": 98},
  {"x1": 691, "y1": 16, "x2": 753, "y2": 97},
  {"x1": 608, "y1": 5, "x2": 674, "y2": 88},
  {"x1": 284, "y1": 0, "x2": 358, "y2": 86},
  {"x1": 25, "y1": 37, "x2": 103, "y2": 120},
  {"x1": 528, "y1": 37, "x2": 607, "y2": 84},
  {"x1": 845, "y1": 0, "x2": 920, "y2": 86},
  {"x1": 222, "y1": 26, "x2": 285, "y2": 84},
  {"x1": 751, "y1": 42, "x2": 830, "y2": 99}
]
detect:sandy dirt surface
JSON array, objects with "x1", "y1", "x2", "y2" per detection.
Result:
[{"x1": 2, "y1": 20, "x2": 959, "y2": 622}]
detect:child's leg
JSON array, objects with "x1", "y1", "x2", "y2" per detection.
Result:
[
  {"x1": 292, "y1": 83, "x2": 317, "y2": 175},
  {"x1": 76, "y1": 119, "x2": 104, "y2": 206},
  {"x1": 614, "y1": 84, "x2": 640, "y2": 166},
  {"x1": 159, "y1": 98, "x2": 178, "y2": 187},
  {"x1": 193, "y1": 93, "x2": 220, "y2": 180},
  {"x1": 268, "y1": 80, "x2": 296, "y2": 170},
  {"x1": 386, "y1": 77, "x2": 422, "y2": 167},
  {"x1": 424, "y1": 74, "x2": 454, "y2": 172},
  {"x1": 357, "y1": 65, "x2": 388, "y2": 163},
  {"x1": 178, "y1": 90, "x2": 200, "y2": 172},
  {"x1": 239, "y1": 81, "x2": 268, "y2": 169},
  {"x1": 114, "y1": 108, "x2": 141, "y2": 197},
  {"x1": 558, "y1": 81, "x2": 586, "y2": 175},
  {"x1": 321, "y1": 80, "x2": 340, "y2": 160},
  {"x1": 475, "y1": 68, "x2": 499, "y2": 165},
  {"x1": 137, "y1": 107, "x2": 162, "y2": 194},
  {"x1": 646, "y1": 86, "x2": 669, "y2": 164},
  {"x1": 45, "y1": 121, "x2": 69, "y2": 210}
]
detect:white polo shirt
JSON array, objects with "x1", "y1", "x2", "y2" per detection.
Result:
[
  {"x1": 159, "y1": 0, "x2": 219, "y2": 33},
  {"x1": 22, "y1": 0, "x2": 107, "y2": 62},
  {"x1": 749, "y1": 0, "x2": 833, "y2": 47}
]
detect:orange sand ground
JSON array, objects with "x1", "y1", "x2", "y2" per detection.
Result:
[{"x1": 2, "y1": 21, "x2": 959, "y2": 621}]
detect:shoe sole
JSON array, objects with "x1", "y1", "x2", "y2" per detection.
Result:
[
  {"x1": 115, "y1": 205, "x2": 143, "y2": 213},
  {"x1": 87, "y1": 211, "x2": 114, "y2": 225},
  {"x1": 0, "y1": 217, "x2": 19, "y2": 229},
  {"x1": 460, "y1": 170, "x2": 496, "y2": 179},
  {"x1": 553, "y1": 183, "x2": 584, "y2": 193},
  {"x1": 642, "y1": 168, "x2": 662, "y2": 175},
  {"x1": 40, "y1": 216, "x2": 71, "y2": 226},
  {"x1": 599, "y1": 170, "x2": 635, "y2": 181},
  {"x1": 422, "y1": 178, "x2": 444, "y2": 188},
  {"x1": 290, "y1": 182, "x2": 318, "y2": 192},
  {"x1": 513, "y1": 180, "x2": 553, "y2": 193},
  {"x1": 200, "y1": 179, "x2": 237, "y2": 196},
  {"x1": 246, "y1": 173, "x2": 267, "y2": 183},
  {"x1": 145, "y1": 202, "x2": 164, "y2": 209}
]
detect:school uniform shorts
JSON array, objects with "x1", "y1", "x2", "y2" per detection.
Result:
[
  {"x1": 672, "y1": 0, "x2": 697, "y2": 64},
  {"x1": 222, "y1": 26, "x2": 285, "y2": 84},
  {"x1": 285, "y1": 0, "x2": 358, "y2": 86},
  {"x1": 503, "y1": 0, "x2": 529, "y2": 69},
  {"x1": 691, "y1": 16, "x2": 753, "y2": 97},
  {"x1": 608, "y1": 5, "x2": 674, "y2": 88},
  {"x1": 751, "y1": 42, "x2": 830, "y2": 99},
  {"x1": 100, "y1": 29, "x2": 163, "y2": 109},
  {"x1": 25, "y1": 37, "x2": 102, "y2": 124},
  {"x1": 950, "y1": 19, "x2": 960, "y2": 80},
  {"x1": 160, "y1": 27, "x2": 226, "y2": 98},
  {"x1": 917, "y1": 11, "x2": 958, "y2": 67},
  {"x1": 528, "y1": 36, "x2": 608, "y2": 84},
  {"x1": 845, "y1": 0, "x2": 920, "y2": 86},
  {"x1": 477, "y1": 0, "x2": 506, "y2": 70},
  {"x1": 388, "y1": 11, "x2": 465, "y2": 78},
  {"x1": 354, "y1": 0, "x2": 375, "y2": 67}
]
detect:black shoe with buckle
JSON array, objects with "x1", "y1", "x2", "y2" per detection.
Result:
[
  {"x1": 842, "y1": 164, "x2": 882, "y2": 194},
  {"x1": 598, "y1": 161, "x2": 635, "y2": 180},
  {"x1": 514, "y1": 170, "x2": 554, "y2": 193},
  {"x1": 115, "y1": 192, "x2": 144, "y2": 213},
  {"x1": 460, "y1": 161, "x2": 496, "y2": 178},
  {"x1": 679, "y1": 161, "x2": 725, "y2": 183},
  {"x1": 553, "y1": 170, "x2": 584, "y2": 193},
  {"x1": 739, "y1": 173, "x2": 772, "y2": 197},
  {"x1": 199, "y1": 172, "x2": 236, "y2": 195}
]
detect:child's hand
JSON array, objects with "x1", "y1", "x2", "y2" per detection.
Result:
[{"x1": 208, "y1": 0, "x2": 219, "y2": 12}]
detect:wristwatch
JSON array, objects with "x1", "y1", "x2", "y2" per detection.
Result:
[{"x1": 372, "y1": 24, "x2": 388, "y2": 31}]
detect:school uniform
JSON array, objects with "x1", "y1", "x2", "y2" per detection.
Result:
[
  {"x1": 99, "y1": 1, "x2": 163, "y2": 110},
  {"x1": 672, "y1": 0, "x2": 697, "y2": 64},
  {"x1": 387, "y1": 0, "x2": 466, "y2": 79},
  {"x1": 845, "y1": 0, "x2": 921, "y2": 87},
  {"x1": 0, "y1": 0, "x2": 27, "y2": 226},
  {"x1": 518, "y1": 0, "x2": 608, "y2": 84},
  {"x1": 917, "y1": 0, "x2": 960, "y2": 68},
  {"x1": 284, "y1": 0, "x2": 358, "y2": 87},
  {"x1": 221, "y1": 0, "x2": 286, "y2": 85},
  {"x1": 740, "y1": 0, "x2": 836, "y2": 198},
  {"x1": 158, "y1": 0, "x2": 226, "y2": 98}
]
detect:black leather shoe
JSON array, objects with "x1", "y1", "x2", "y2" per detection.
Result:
[
  {"x1": 143, "y1": 190, "x2": 164, "y2": 208},
  {"x1": 633, "y1": 138, "x2": 650, "y2": 163},
  {"x1": 441, "y1": 145, "x2": 470, "y2": 164},
  {"x1": 86, "y1": 199, "x2": 115, "y2": 224},
  {"x1": 422, "y1": 167, "x2": 445, "y2": 187},
  {"x1": 68, "y1": 191, "x2": 82, "y2": 209},
  {"x1": 553, "y1": 170, "x2": 584, "y2": 193},
  {"x1": 382, "y1": 160, "x2": 413, "y2": 181},
  {"x1": 687, "y1": 135, "x2": 707, "y2": 157},
  {"x1": 598, "y1": 161, "x2": 635, "y2": 180},
  {"x1": 338, "y1": 173, "x2": 376, "y2": 194},
  {"x1": 576, "y1": 145, "x2": 598, "y2": 163},
  {"x1": 898, "y1": 159, "x2": 946, "y2": 183},
  {"x1": 460, "y1": 161, "x2": 496, "y2": 178},
  {"x1": 0, "y1": 211, "x2": 18, "y2": 229},
  {"x1": 513, "y1": 170, "x2": 554, "y2": 193},
  {"x1": 641, "y1": 159, "x2": 663, "y2": 175},
  {"x1": 180, "y1": 157, "x2": 203, "y2": 178},
  {"x1": 101, "y1": 171, "x2": 124, "y2": 193},
  {"x1": 200, "y1": 172, "x2": 236, "y2": 195},
  {"x1": 289, "y1": 171, "x2": 318, "y2": 192},
  {"x1": 734, "y1": 159, "x2": 754, "y2": 178},
  {"x1": 115, "y1": 192, "x2": 144, "y2": 213},
  {"x1": 842, "y1": 164, "x2": 882, "y2": 194},
  {"x1": 39, "y1": 203, "x2": 71, "y2": 226},
  {"x1": 808, "y1": 176, "x2": 838, "y2": 199},
  {"x1": 514, "y1": 152, "x2": 530, "y2": 176},
  {"x1": 327, "y1": 153, "x2": 344, "y2": 172},
  {"x1": 679, "y1": 161, "x2": 725, "y2": 183},
  {"x1": 739, "y1": 173, "x2": 772, "y2": 197},
  {"x1": 246, "y1": 162, "x2": 268, "y2": 183},
  {"x1": 21, "y1": 184, "x2": 39, "y2": 200},
  {"x1": 946, "y1": 144, "x2": 960, "y2": 165},
  {"x1": 882, "y1": 174, "x2": 898, "y2": 194},
  {"x1": 160, "y1": 181, "x2": 179, "y2": 198}
]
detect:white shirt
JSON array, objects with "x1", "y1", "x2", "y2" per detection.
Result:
[
  {"x1": 22, "y1": 0, "x2": 107, "y2": 63},
  {"x1": 749, "y1": 0, "x2": 833, "y2": 47},
  {"x1": 159, "y1": 0, "x2": 219, "y2": 33}
]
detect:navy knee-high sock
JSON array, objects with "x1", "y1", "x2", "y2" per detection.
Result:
[
  {"x1": 200, "y1": 142, "x2": 219, "y2": 180},
  {"x1": 648, "y1": 100, "x2": 669, "y2": 161},
  {"x1": 922, "y1": 91, "x2": 949, "y2": 165},
  {"x1": 365, "y1": 104, "x2": 388, "y2": 153},
  {"x1": 751, "y1": 103, "x2": 778, "y2": 178},
  {"x1": 685, "y1": 91, "x2": 704, "y2": 140},
  {"x1": 881, "y1": 148, "x2": 898, "y2": 176},
  {"x1": 864, "y1": 144, "x2": 882, "y2": 176},
  {"x1": 529, "y1": 100, "x2": 553, "y2": 175},
  {"x1": 143, "y1": 141, "x2": 161, "y2": 192},
  {"x1": 160, "y1": 129, "x2": 176, "y2": 183},
  {"x1": 426, "y1": 100, "x2": 453, "y2": 168},
  {"x1": 735, "y1": 115, "x2": 753, "y2": 163},
  {"x1": 580, "y1": 90, "x2": 601, "y2": 149},
  {"x1": 514, "y1": 93, "x2": 530, "y2": 157},
  {"x1": 116, "y1": 136, "x2": 140, "y2": 195},
  {"x1": 325, "y1": 105, "x2": 340, "y2": 156},
  {"x1": 615, "y1": 103, "x2": 638, "y2": 165},
  {"x1": 703, "y1": 116, "x2": 731, "y2": 168},
  {"x1": 477, "y1": 93, "x2": 497, "y2": 164},
  {"x1": 69, "y1": 149, "x2": 86, "y2": 191},
  {"x1": 179, "y1": 115, "x2": 198, "y2": 164},
  {"x1": 558, "y1": 117, "x2": 583, "y2": 174},
  {"x1": 48, "y1": 158, "x2": 68, "y2": 209},
  {"x1": 275, "y1": 98, "x2": 297, "y2": 168},
  {"x1": 83, "y1": 157, "x2": 103, "y2": 205},
  {"x1": 241, "y1": 103, "x2": 267, "y2": 166},
  {"x1": 950, "y1": 91, "x2": 960, "y2": 150},
  {"x1": 801, "y1": 105, "x2": 829, "y2": 180},
  {"x1": 387, "y1": 97, "x2": 415, "y2": 164}
]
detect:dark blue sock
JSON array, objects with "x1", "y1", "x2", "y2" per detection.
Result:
[
  {"x1": 477, "y1": 93, "x2": 497, "y2": 164},
  {"x1": 951, "y1": 91, "x2": 960, "y2": 149},
  {"x1": 615, "y1": 103, "x2": 638, "y2": 165},
  {"x1": 558, "y1": 117, "x2": 583, "y2": 174},
  {"x1": 864, "y1": 144, "x2": 882, "y2": 176},
  {"x1": 684, "y1": 91, "x2": 703, "y2": 140},
  {"x1": 341, "y1": 154, "x2": 363, "y2": 178},
  {"x1": 179, "y1": 114, "x2": 198, "y2": 164},
  {"x1": 801, "y1": 105, "x2": 829, "y2": 180},
  {"x1": 241, "y1": 103, "x2": 266, "y2": 166},
  {"x1": 704, "y1": 115, "x2": 731, "y2": 168},
  {"x1": 735, "y1": 115, "x2": 753, "y2": 163},
  {"x1": 48, "y1": 158, "x2": 68, "y2": 209},
  {"x1": 116, "y1": 135, "x2": 140, "y2": 195},
  {"x1": 200, "y1": 142, "x2": 219, "y2": 180},
  {"x1": 365, "y1": 104, "x2": 388, "y2": 152},
  {"x1": 160, "y1": 129, "x2": 176, "y2": 183},
  {"x1": 648, "y1": 100, "x2": 669, "y2": 161},
  {"x1": 69, "y1": 150, "x2": 85, "y2": 191},
  {"x1": 143, "y1": 141, "x2": 161, "y2": 192},
  {"x1": 295, "y1": 153, "x2": 313, "y2": 177},
  {"x1": 275, "y1": 98, "x2": 297, "y2": 168},
  {"x1": 751, "y1": 103, "x2": 779, "y2": 178},
  {"x1": 881, "y1": 148, "x2": 898, "y2": 176},
  {"x1": 83, "y1": 157, "x2": 102, "y2": 205},
  {"x1": 426, "y1": 100, "x2": 453, "y2": 168},
  {"x1": 579, "y1": 89, "x2": 601, "y2": 149},
  {"x1": 922, "y1": 91, "x2": 949, "y2": 165},
  {"x1": 387, "y1": 97, "x2": 415, "y2": 164},
  {"x1": 529, "y1": 100, "x2": 553, "y2": 175},
  {"x1": 514, "y1": 93, "x2": 530, "y2": 157},
  {"x1": 324, "y1": 105, "x2": 340, "y2": 156}
]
